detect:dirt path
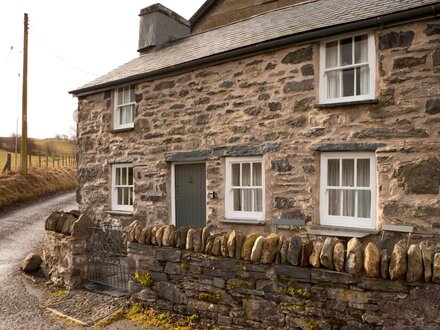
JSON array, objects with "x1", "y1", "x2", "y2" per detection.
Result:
[{"x1": 0, "y1": 193, "x2": 78, "y2": 330}]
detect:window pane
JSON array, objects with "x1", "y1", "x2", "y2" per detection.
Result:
[
  {"x1": 342, "y1": 68, "x2": 355, "y2": 97},
  {"x1": 253, "y1": 162, "x2": 262, "y2": 186},
  {"x1": 124, "y1": 87, "x2": 130, "y2": 104},
  {"x1": 117, "y1": 88, "x2": 123, "y2": 105},
  {"x1": 328, "y1": 159, "x2": 339, "y2": 186},
  {"x1": 340, "y1": 37, "x2": 353, "y2": 66},
  {"x1": 325, "y1": 41, "x2": 338, "y2": 68},
  {"x1": 358, "y1": 190, "x2": 371, "y2": 218},
  {"x1": 357, "y1": 159, "x2": 370, "y2": 187},
  {"x1": 232, "y1": 164, "x2": 240, "y2": 186},
  {"x1": 327, "y1": 70, "x2": 340, "y2": 99},
  {"x1": 233, "y1": 189, "x2": 241, "y2": 211},
  {"x1": 119, "y1": 106, "x2": 124, "y2": 125},
  {"x1": 243, "y1": 189, "x2": 252, "y2": 211},
  {"x1": 130, "y1": 86, "x2": 135, "y2": 102},
  {"x1": 123, "y1": 187, "x2": 129, "y2": 205},
  {"x1": 254, "y1": 188, "x2": 262, "y2": 212},
  {"x1": 116, "y1": 168, "x2": 121, "y2": 185},
  {"x1": 342, "y1": 159, "x2": 354, "y2": 186},
  {"x1": 242, "y1": 163, "x2": 251, "y2": 186},
  {"x1": 328, "y1": 189, "x2": 340, "y2": 216},
  {"x1": 355, "y1": 35, "x2": 368, "y2": 64},
  {"x1": 117, "y1": 187, "x2": 123, "y2": 204},
  {"x1": 360, "y1": 66, "x2": 370, "y2": 95},
  {"x1": 129, "y1": 187, "x2": 133, "y2": 205},
  {"x1": 128, "y1": 167, "x2": 133, "y2": 185},
  {"x1": 121, "y1": 167, "x2": 127, "y2": 185},
  {"x1": 342, "y1": 190, "x2": 355, "y2": 217}
]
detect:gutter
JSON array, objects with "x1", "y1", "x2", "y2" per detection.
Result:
[{"x1": 70, "y1": 3, "x2": 440, "y2": 97}]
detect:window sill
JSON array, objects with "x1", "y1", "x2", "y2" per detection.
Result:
[
  {"x1": 105, "y1": 210, "x2": 133, "y2": 216},
  {"x1": 314, "y1": 99, "x2": 378, "y2": 108},
  {"x1": 220, "y1": 219, "x2": 265, "y2": 225},
  {"x1": 111, "y1": 127, "x2": 134, "y2": 133},
  {"x1": 306, "y1": 225, "x2": 378, "y2": 238}
]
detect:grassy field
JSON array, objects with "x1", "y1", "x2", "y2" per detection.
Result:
[
  {"x1": 0, "y1": 149, "x2": 75, "y2": 172},
  {"x1": 0, "y1": 168, "x2": 77, "y2": 212},
  {"x1": 34, "y1": 138, "x2": 75, "y2": 155}
]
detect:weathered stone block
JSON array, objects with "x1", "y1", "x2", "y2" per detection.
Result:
[
  {"x1": 243, "y1": 298, "x2": 280, "y2": 322},
  {"x1": 389, "y1": 240, "x2": 407, "y2": 280},
  {"x1": 320, "y1": 237, "x2": 338, "y2": 270},
  {"x1": 379, "y1": 31, "x2": 415, "y2": 49},
  {"x1": 406, "y1": 244, "x2": 423, "y2": 283},
  {"x1": 271, "y1": 158, "x2": 293, "y2": 172},
  {"x1": 281, "y1": 46, "x2": 313, "y2": 64},
  {"x1": 301, "y1": 64, "x2": 314, "y2": 76},
  {"x1": 352, "y1": 128, "x2": 428, "y2": 139},
  {"x1": 156, "y1": 281, "x2": 187, "y2": 304},
  {"x1": 393, "y1": 55, "x2": 427, "y2": 69},
  {"x1": 274, "y1": 197, "x2": 294, "y2": 209},
  {"x1": 274, "y1": 264, "x2": 311, "y2": 280},
  {"x1": 164, "y1": 262, "x2": 186, "y2": 275},
  {"x1": 424, "y1": 24, "x2": 440, "y2": 36},
  {"x1": 283, "y1": 79, "x2": 314, "y2": 93},
  {"x1": 394, "y1": 157, "x2": 440, "y2": 194},
  {"x1": 155, "y1": 248, "x2": 182, "y2": 262},
  {"x1": 433, "y1": 48, "x2": 440, "y2": 66},
  {"x1": 213, "y1": 143, "x2": 280, "y2": 157},
  {"x1": 425, "y1": 98, "x2": 440, "y2": 115}
]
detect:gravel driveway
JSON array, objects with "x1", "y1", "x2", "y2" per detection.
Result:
[{"x1": 0, "y1": 193, "x2": 78, "y2": 330}]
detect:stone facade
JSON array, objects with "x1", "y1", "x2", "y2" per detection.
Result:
[{"x1": 76, "y1": 19, "x2": 440, "y2": 236}]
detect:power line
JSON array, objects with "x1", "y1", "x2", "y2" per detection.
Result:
[
  {"x1": 29, "y1": 28, "x2": 99, "y2": 77},
  {"x1": 3, "y1": 46, "x2": 14, "y2": 63}
]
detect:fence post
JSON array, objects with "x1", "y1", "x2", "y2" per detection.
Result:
[
  {"x1": 57, "y1": 156, "x2": 60, "y2": 167},
  {"x1": 52, "y1": 156, "x2": 55, "y2": 167},
  {"x1": 28, "y1": 154, "x2": 32, "y2": 168},
  {"x1": 2, "y1": 153, "x2": 12, "y2": 173},
  {"x1": 46, "y1": 156, "x2": 49, "y2": 168},
  {"x1": 39, "y1": 155, "x2": 41, "y2": 168}
]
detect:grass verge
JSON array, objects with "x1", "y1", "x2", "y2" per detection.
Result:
[{"x1": 0, "y1": 168, "x2": 76, "y2": 212}]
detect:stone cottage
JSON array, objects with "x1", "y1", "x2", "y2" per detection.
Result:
[{"x1": 70, "y1": 0, "x2": 440, "y2": 239}]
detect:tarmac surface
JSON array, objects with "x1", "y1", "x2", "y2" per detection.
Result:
[{"x1": 0, "y1": 193, "x2": 145, "y2": 330}]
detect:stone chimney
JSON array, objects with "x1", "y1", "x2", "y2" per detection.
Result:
[{"x1": 138, "y1": 3, "x2": 190, "y2": 53}]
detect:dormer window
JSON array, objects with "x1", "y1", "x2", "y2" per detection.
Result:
[
  {"x1": 319, "y1": 33, "x2": 375, "y2": 104},
  {"x1": 114, "y1": 85, "x2": 135, "y2": 129}
]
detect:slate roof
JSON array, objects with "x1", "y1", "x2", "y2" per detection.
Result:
[{"x1": 72, "y1": 0, "x2": 439, "y2": 94}]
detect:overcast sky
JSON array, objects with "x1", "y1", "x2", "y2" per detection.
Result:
[{"x1": 0, "y1": 0, "x2": 205, "y2": 139}]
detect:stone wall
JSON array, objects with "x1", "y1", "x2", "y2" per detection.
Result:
[
  {"x1": 76, "y1": 18, "x2": 440, "y2": 234},
  {"x1": 42, "y1": 232, "x2": 87, "y2": 288},
  {"x1": 127, "y1": 242, "x2": 440, "y2": 329}
]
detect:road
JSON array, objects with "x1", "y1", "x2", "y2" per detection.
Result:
[{"x1": 0, "y1": 193, "x2": 78, "y2": 330}]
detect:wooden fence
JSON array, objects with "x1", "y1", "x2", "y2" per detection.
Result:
[{"x1": 1, "y1": 153, "x2": 76, "y2": 173}]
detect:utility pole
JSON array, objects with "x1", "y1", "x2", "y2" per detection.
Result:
[{"x1": 20, "y1": 13, "x2": 28, "y2": 176}]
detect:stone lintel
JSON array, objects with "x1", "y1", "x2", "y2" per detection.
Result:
[
  {"x1": 213, "y1": 143, "x2": 280, "y2": 157},
  {"x1": 310, "y1": 142, "x2": 386, "y2": 152},
  {"x1": 165, "y1": 149, "x2": 212, "y2": 162}
]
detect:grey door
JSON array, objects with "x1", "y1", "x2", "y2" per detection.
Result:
[{"x1": 175, "y1": 163, "x2": 206, "y2": 228}]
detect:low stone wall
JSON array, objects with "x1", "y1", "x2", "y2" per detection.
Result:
[
  {"x1": 42, "y1": 211, "x2": 91, "y2": 288},
  {"x1": 128, "y1": 242, "x2": 440, "y2": 329},
  {"x1": 42, "y1": 231, "x2": 87, "y2": 288}
]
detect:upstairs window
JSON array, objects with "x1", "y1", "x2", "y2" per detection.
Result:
[
  {"x1": 320, "y1": 153, "x2": 376, "y2": 229},
  {"x1": 112, "y1": 164, "x2": 134, "y2": 212},
  {"x1": 114, "y1": 85, "x2": 135, "y2": 129},
  {"x1": 319, "y1": 33, "x2": 375, "y2": 104},
  {"x1": 225, "y1": 157, "x2": 264, "y2": 220}
]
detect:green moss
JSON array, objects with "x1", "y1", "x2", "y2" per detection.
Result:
[
  {"x1": 52, "y1": 290, "x2": 68, "y2": 298},
  {"x1": 278, "y1": 286, "x2": 311, "y2": 298},
  {"x1": 226, "y1": 284, "x2": 236, "y2": 291},
  {"x1": 305, "y1": 319, "x2": 320, "y2": 330},
  {"x1": 95, "y1": 309, "x2": 124, "y2": 328},
  {"x1": 279, "y1": 302, "x2": 305, "y2": 311},
  {"x1": 180, "y1": 263, "x2": 190, "y2": 270},
  {"x1": 134, "y1": 272, "x2": 154, "y2": 287},
  {"x1": 197, "y1": 291, "x2": 222, "y2": 304}
]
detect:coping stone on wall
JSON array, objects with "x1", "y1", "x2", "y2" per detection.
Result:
[
  {"x1": 165, "y1": 149, "x2": 212, "y2": 162},
  {"x1": 310, "y1": 142, "x2": 386, "y2": 152},
  {"x1": 213, "y1": 143, "x2": 281, "y2": 157}
]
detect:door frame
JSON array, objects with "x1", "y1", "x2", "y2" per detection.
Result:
[{"x1": 170, "y1": 162, "x2": 207, "y2": 226}]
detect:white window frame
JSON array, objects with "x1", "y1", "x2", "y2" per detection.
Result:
[
  {"x1": 113, "y1": 85, "x2": 135, "y2": 130},
  {"x1": 111, "y1": 163, "x2": 134, "y2": 212},
  {"x1": 225, "y1": 157, "x2": 265, "y2": 221},
  {"x1": 320, "y1": 152, "x2": 376, "y2": 229},
  {"x1": 319, "y1": 32, "x2": 376, "y2": 104}
]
